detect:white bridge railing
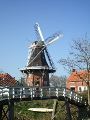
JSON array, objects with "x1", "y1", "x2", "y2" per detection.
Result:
[{"x1": 0, "y1": 86, "x2": 87, "y2": 105}]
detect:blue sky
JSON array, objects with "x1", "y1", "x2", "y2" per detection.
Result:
[{"x1": 0, "y1": 0, "x2": 90, "y2": 79}]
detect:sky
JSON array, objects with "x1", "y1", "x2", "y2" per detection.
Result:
[{"x1": 0, "y1": 0, "x2": 90, "y2": 79}]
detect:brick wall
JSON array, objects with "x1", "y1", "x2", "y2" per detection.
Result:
[
  {"x1": 25, "y1": 72, "x2": 49, "y2": 87},
  {"x1": 66, "y1": 70, "x2": 88, "y2": 92}
]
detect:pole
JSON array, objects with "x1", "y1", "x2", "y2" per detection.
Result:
[
  {"x1": 51, "y1": 99, "x2": 58, "y2": 120},
  {"x1": 8, "y1": 100, "x2": 14, "y2": 120},
  {"x1": 65, "y1": 99, "x2": 72, "y2": 120},
  {"x1": 0, "y1": 105, "x2": 3, "y2": 120}
]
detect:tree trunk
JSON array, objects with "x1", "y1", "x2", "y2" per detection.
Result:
[{"x1": 87, "y1": 84, "x2": 90, "y2": 105}]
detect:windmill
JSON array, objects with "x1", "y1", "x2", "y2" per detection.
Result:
[{"x1": 20, "y1": 23, "x2": 63, "y2": 87}]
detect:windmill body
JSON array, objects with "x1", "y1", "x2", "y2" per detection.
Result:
[{"x1": 20, "y1": 23, "x2": 63, "y2": 87}]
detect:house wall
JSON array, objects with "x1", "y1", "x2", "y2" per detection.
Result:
[
  {"x1": 66, "y1": 81, "x2": 87, "y2": 92},
  {"x1": 66, "y1": 70, "x2": 89, "y2": 92}
]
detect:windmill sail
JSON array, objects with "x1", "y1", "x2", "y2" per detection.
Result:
[{"x1": 45, "y1": 47, "x2": 55, "y2": 69}]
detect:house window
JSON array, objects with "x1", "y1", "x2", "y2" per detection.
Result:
[
  {"x1": 70, "y1": 87, "x2": 75, "y2": 91},
  {"x1": 0, "y1": 77, "x2": 4, "y2": 80},
  {"x1": 84, "y1": 86, "x2": 87, "y2": 91},
  {"x1": 78, "y1": 87, "x2": 82, "y2": 92}
]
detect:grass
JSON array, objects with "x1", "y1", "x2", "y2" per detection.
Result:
[
  {"x1": 14, "y1": 100, "x2": 53, "y2": 120},
  {"x1": 14, "y1": 100, "x2": 78, "y2": 120}
]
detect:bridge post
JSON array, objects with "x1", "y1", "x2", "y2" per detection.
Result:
[
  {"x1": 65, "y1": 99, "x2": 72, "y2": 120},
  {"x1": 77, "y1": 106, "x2": 88, "y2": 120},
  {"x1": 0, "y1": 104, "x2": 3, "y2": 120},
  {"x1": 51, "y1": 99, "x2": 58, "y2": 120},
  {"x1": 40, "y1": 88, "x2": 43, "y2": 98},
  {"x1": 8, "y1": 100, "x2": 14, "y2": 120},
  {"x1": 87, "y1": 106, "x2": 90, "y2": 118}
]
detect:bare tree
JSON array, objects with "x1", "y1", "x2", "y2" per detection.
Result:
[
  {"x1": 59, "y1": 38, "x2": 90, "y2": 105},
  {"x1": 50, "y1": 75, "x2": 66, "y2": 88}
]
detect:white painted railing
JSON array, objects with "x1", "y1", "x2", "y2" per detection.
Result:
[{"x1": 0, "y1": 86, "x2": 87, "y2": 105}]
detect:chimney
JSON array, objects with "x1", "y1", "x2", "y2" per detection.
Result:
[{"x1": 72, "y1": 69, "x2": 76, "y2": 72}]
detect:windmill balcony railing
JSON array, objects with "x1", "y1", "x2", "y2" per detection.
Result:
[{"x1": 0, "y1": 86, "x2": 87, "y2": 106}]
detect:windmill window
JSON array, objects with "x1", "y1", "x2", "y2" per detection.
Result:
[{"x1": 35, "y1": 80, "x2": 40, "y2": 86}]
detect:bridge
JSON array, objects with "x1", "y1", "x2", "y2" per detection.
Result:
[{"x1": 0, "y1": 86, "x2": 89, "y2": 120}]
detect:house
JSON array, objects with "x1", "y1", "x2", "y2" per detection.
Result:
[
  {"x1": 0, "y1": 73, "x2": 16, "y2": 86},
  {"x1": 66, "y1": 69, "x2": 90, "y2": 92}
]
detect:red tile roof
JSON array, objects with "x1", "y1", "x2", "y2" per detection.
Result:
[
  {"x1": 67, "y1": 70, "x2": 90, "y2": 82},
  {"x1": 0, "y1": 73, "x2": 16, "y2": 86}
]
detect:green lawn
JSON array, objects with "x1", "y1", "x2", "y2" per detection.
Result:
[{"x1": 14, "y1": 100, "x2": 78, "y2": 120}]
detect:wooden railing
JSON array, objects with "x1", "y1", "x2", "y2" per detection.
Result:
[{"x1": 0, "y1": 86, "x2": 87, "y2": 106}]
